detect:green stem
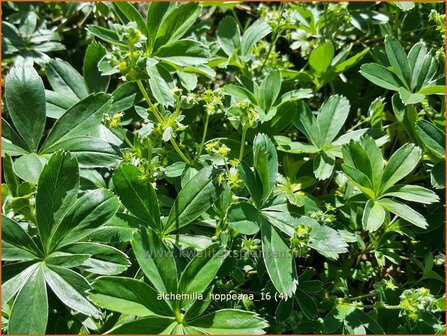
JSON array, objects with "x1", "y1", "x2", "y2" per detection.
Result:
[
  {"x1": 137, "y1": 80, "x2": 191, "y2": 165},
  {"x1": 136, "y1": 80, "x2": 164, "y2": 125},
  {"x1": 196, "y1": 112, "x2": 210, "y2": 159},
  {"x1": 239, "y1": 126, "x2": 248, "y2": 162},
  {"x1": 347, "y1": 292, "x2": 376, "y2": 301},
  {"x1": 259, "y1": 4, "x2": 286, "y2": 73},
  {"x1": 171, "y1": 137, "x2": 191, "y2": 165},
  {"x1": 120, "y1": 128, "x2": 137, "y2": 151}
]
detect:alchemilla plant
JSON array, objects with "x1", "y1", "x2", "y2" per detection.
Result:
[{"x1": 1, "y1": 1, "x2": 445, "y2": 335}]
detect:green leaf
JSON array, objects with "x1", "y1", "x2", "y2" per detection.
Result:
[
  {"x1": 5, "y1": 65, "x2": 46, "y2": 152},
  {"x1": 49, "y1": 189, "x2": 119, "y2": 249},
  {"x1": 380, "y1": 198, "x2": 428, "y2": 229},
  {"x1": 108, "y1": 316, "x2": 175, "y2": 334},
  {"x1": 9, "y1": 265, "x2": 48, "y2": 334},
  {"x1": 90, "y1": 276, "x2": 172, "y2": 316},
  {"x1": 408, "y1": 42, "x2": 428, "y2": 90},
  {"x1": 360, "y1": 63, "x2": 402, "y2": 91},
  {"x1": 132, "y1": 226, "x2": 178, "y2": 295},
  {"x1": 239, "y1": 161, "x2": 263, "y2": 207},
  {"x1": 189, "y1": 309, "x2": 268, "y2": 334},
  {"x1": 154, "y1": 39, "x2": 209, "y2": 66},
  {"x1": 258, "y1": 71, "x2": 281, "y2": 111},
  {"x1": 305, "y1": 218, "x2": 348, "y2": 259},
  {"x1": 296, "y1": 288, "x2": 318, "y2": 320},
  {"x1": 41, "y1": 93, "x2": 111, "y2": 151},
  {"x1": 165, "y1": 166, "x2": 221, "y2": 233},
  {"x1": 87, "y1": 25, "x2": 126, "y2": 47},
  {"x1": 385, "y1": 35, "x2": 411, "y2": 88},
  {"x1": 147, "y1": 63, "x2": 175, "y2": 107},
  {"x1": 317, "y1": 95, "x2": 350, "y2": 145},
  {"x1": 240, "y1": 19, "x2": 271, "y2": 59},
  {"x1": 382, "y1": 185, "x2": 439, "y2": 204},
  {"x1": 13, "y1": 152, "x2": 46, "y2": 184},
  {"x1": 341, "y1": 139, "x2": 376, "y2": 189},
  {"x1": 113, "y1": 2, "x2": 148, "y2": 36},
  {"x1": 83, "y1": 42, "x2": 110, "y2": 93},
  {"x1": 419, "y1": 85, "x2": 445, "y2": 95},
  {"x1": 334, "y1": 48, "x2": 369, "y2": 74},
  {"x1": 1, "y1": 264, "x2": 39, "y2": 307},
  {"x1": 146, "y1": 2, "x2": 176, "y2": 52},
  {"x1": 2, "y1": 117, "x2": 30, "y2": 154},
  {"x1": 217, "y1": 16, "x2": 241, "y2": 57},
  {"x1": 227, "y1": 202, "x2": 260, "y2": 235},
  {"x1": 362, "y1": 200, "x2": 386, "y2": 232},
  {"x1": 260, "y1": 216, "x2": 297, "y2": 296},
  {"x1": 431, "y1": 161, "x2": 445, "y2": 189},
  {"x1": 309, "y1": 42, "x2": 334, "y2": 75},
  {"x1": 113, "y1": 164, "x2": 161, "y2": 231},
  {"x1": 253, "y1": 133, "x2": 278, "y2": 204},
  {"x1": 35, "y1": 151, "x2": 79, "y2": 250},
  {"x1": 313, "y1": 151, "x2": 335, "y2": 180},
  {"x1": 381, "y1": 143, "x2": 422, "y2": 193},
  {"x1": 293, "y1": 101, "x2": 321, "y2": 148},
  {"x1": 223, "y1": 84, "x2": 258, "y2": 104},
  {"x1": 46, "y1": 58, "x2": 89, "y2": 100},
  {"x1": 43, "y1": 265, "x2": 100, "y2": 318},
  {"x1": 42, "y1": 137, "x2": 121, "y2": 168},
  {"x1": 62, "y1": 242, "x2": 129, "y2": 275},
  {"x1": 398, "y1": 87, "x2": 425, "y2": 105},
  {"x1": 44, "y1": 252, "x2": 89, "y2": 267},
  {"x1": 153, "y1": 2, "x2": 201, "y2": 51},
  {"x1": 3, "y1": 154, "x2": 19, "y2": 196},
  {"x1": 2, "y1": 215, "x2": 42, "y2": 257},
  {"x1": 179, "y1": 244, "x2": 228, "y2": 306},
  {"x1": 178, "y1": 71, "x2": 198, "y2": 91},
  {"x1": 341, "y1": 164, "x2": 375, "y2": 199},
  {"x1": 416, "y1": 120, "x2": 445, "y2": 159}
]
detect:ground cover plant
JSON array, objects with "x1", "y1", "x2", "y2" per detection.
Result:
[{"x1": 1, "y1": 1, "x2": 446, "y2": 334}]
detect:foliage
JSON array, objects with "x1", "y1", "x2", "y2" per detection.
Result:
[{"x1": 1, "y1": 1, "x2": 445, "y2": 335}]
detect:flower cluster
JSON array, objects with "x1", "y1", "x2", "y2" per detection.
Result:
[
  {"x1": 399, "y1": 288, "x2": 439, "y2": 321},
  {"x1": 309, "y1": 203, "x2": 336, "y2": 224},
  {"x1": 290, "y1": 224, "x2": 312, "y2": 258},
  {"x1": 202, "y1": 88, "x2": 224, "y2": 115},
  {"x1": 104, "y1": 112, "x2": 124, "y2": 129},
  {"x1": 104, "y1": 22, "x2": 148, "y2": 81}
]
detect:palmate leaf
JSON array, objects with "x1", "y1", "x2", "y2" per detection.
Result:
[
  {"x1": 43, "y1": 265, "x2": 100, "y2": 318},
  {"x1": 5, "y1": 65, "x2": 46, "y2": 152},
  {"x1": 8, "y1": 265, "x2": 48, "y2": 334},
  {"x1": 178, "y1": 244, "x2": 229, "y2": 307},
  {"x1": 165, "y1": 165, "x2": 222, "y2": 233},
  {"x1": 217, "y1": 16, "x2": 241, "y2": 57},
  {"x1": 35, "y1": 151, "x2": 79, "y2": 250},
  {"x1": 253, "y1": 133, "x2": 278, "y2": 205},
  {"x1": 40, "y1": 93, "x2": 112, "y2": 151},
  {"x1": 132, "y1": 226, "x2": 178, "y2": 296},
  {"x1": 259, "y1": 216, "x2": 298, "y2": 297},
  {"x1": 45, "y1": 58, "x2": 89, "y2": 101},
  {"x1": 188, "y1": 309, "x2": 268, "y2": 334},
  {"x1": 153, "y1": 2, "x2": 201, "y2": 51},
  {"x1": 89, "y1": 276, "x2": 173, "y2": 317},
  {"x1": 113, "y1": 163, "x2": 161, "y2": 231},
  {"x1": 154, "y1": 39, "x2": 209, "y2": 66}
]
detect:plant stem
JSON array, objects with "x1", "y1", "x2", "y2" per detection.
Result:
[
  {"x1": 136, "y1": 80, "x2": 164, "y2": 124},
  {"x1": 347, "y1": 291, "x2": 376, "y2": 301},
  {"x1": 196, "y1": 112, "x2": 210, "y2": 159},
  {"x1": 119, "y1": 128, "x2": 137, "y2": 151},
  {"x1": 239, "y1": 126, "x2": 248, "y2": 162},
  {"x1": 259, "y1": 3, "x2": 286, "y2": 73},
  {"x1": 170, "y1": 137, "x2": 191, "y2": 165},
  {"x1": 136, "y1": 80, "x2": 191, "y2": 165}
]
